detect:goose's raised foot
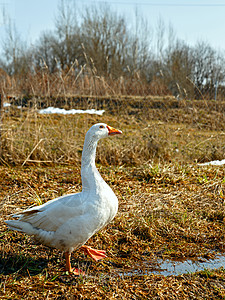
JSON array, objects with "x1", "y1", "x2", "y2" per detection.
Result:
[{"x1": 80, "y1": 245, "x2": 107, "y2": 261}]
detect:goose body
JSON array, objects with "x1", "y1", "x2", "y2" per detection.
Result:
[{"x1": 5, "y1": 123, "x2": 122, "y2": 273}]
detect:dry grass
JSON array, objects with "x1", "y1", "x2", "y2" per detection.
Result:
[
  {"x1": 1, "y1": 97, "x2": 225, "y2": 165},
  {"x1": 1, "y1": 67, "x2": 169, "y2": 99},
  {"x1": 0, "y1": 163, "x2": 225, "y2": 299},
  {"x1": 0, "y1": 98, "x2": 225, "y2": 299}
]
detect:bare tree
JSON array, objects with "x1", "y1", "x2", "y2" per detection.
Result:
[
  {"x1": 53, "y1": 0, "x2": 81, "y2": 69},
  {"x1": 128, "y1": 8, "x2": 153, "y2": 79},
  {"x1": 81, "y1": 4, "x2": 129, "y2": 77},
  {"x1": 155, "y1": 16, "x2": 165, "y2": 60},
  {"x1": 192, "y1": 41, "x2": 225, "y2": 98},
  {"x1": 34, "y1": 0, "x2": 81, "y2": 72},
  {"x1": 163, "y1": 40, "x2": 194, "y2": 98},
  {"x1": 167, "y1": 22, "x2": 177, "y2": 54},
  {"x1": 2, "y1": 1, "x2": 225, "y2": 101},
  {"x1": 34, "y1": 31, "x2": 58, "y2": 72},
  {"x1": 0, "y1": 12, "x2": 30, "y2": 75}
]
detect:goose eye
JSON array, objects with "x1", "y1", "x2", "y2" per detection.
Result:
[{"x1": 99, "y1": 125, "x2": 104, "y2": 129}]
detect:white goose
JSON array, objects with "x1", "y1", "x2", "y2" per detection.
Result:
[{"x1": 5, "y1": 123, "x2": 122, "y2": 274}]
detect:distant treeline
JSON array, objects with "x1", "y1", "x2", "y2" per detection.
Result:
[{"x1": 1, "y1": 0, "x2": 225, "y2": 100}]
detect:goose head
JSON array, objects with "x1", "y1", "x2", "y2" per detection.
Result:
[{"x1": 86, "y1": 123, "x2": 122, "y2": 141}]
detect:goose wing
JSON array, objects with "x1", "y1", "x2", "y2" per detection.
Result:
[{"x1": 10, "y1": 192, "x2": 88, "y2": 232}]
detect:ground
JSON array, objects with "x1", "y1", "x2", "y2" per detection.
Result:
[{"x1": 0, "y1": 97, "x2": 225, "y2": 299}]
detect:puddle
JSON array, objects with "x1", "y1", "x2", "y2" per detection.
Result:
[
  {"x1": 153, "y1": 255, "x2": 225, "y2": 276},
  {"x1": 119, "y1": 254, "x2": 225, "y2": 277}
]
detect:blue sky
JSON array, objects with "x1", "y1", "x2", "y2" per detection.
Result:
[{"x1": 0, "y1": 0, "x2": 225, "y2": 52}]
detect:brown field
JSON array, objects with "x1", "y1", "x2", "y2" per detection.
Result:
[{"x1": 0, "y1": 96, "x2": 225, "y2": 299}]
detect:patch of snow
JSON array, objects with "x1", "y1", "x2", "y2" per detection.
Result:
[
  {"x1": 39, "y1": 107, "x2": 105, "y2": 116},
  {"x1": 3, "y1": 102, "x2": 11, "y2": 107},
  {"x1": 198, "y1": 159, "x2": 225, "y2": 166}
]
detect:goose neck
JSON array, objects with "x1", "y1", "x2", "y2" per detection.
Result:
[
  {"x1": 81, "y1": 137, "x2": 99, "y2": 190},
  {"x1": 81, "y1": 138, "x2": 98, "y2": 167}
]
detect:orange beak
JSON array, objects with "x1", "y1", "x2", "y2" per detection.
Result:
[{"x1": 106, "y1": 125, "x2": 122, "y2": 136}]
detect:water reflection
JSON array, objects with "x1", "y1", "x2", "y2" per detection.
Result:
[
  {"x1": 153, "y1": 255, "x2": 225, "y2": 276},
  {"x1": 119, "y1": 254, "x2": 225, "y2": 277}
]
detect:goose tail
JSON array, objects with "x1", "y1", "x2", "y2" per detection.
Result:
[{"x1": 5, "y1": 219, "x2": 38, "y2": 236}]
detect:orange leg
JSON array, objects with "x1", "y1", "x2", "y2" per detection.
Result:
[
  {"x1": 80, "y1": 245, "x2": 107, "y2": 261},
  {"x1": 64, "y1": 252, "x2": 84, "y2": 275}
]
